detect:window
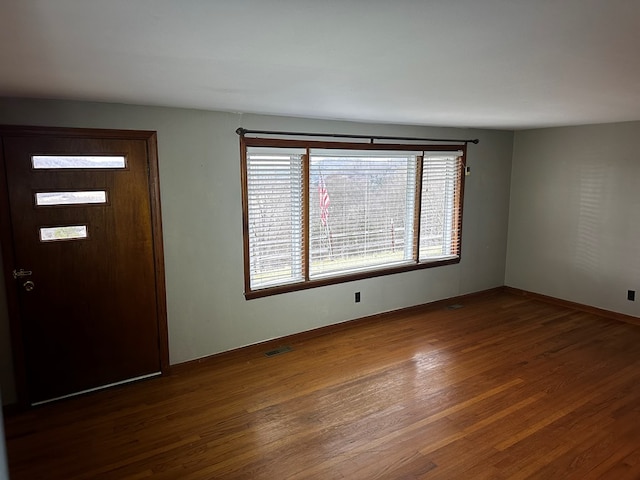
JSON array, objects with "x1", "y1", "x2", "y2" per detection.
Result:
[
  {"x1": 35, "y1": 190, "x2": 108, "y2": 206},
  {"x1": 39, "y1": 225, "x2": 88, "y2": 242},
  {"x1": 241, "y1": 137, "x2": 466, "y2": 298},
  {"x1": 32, "y1": 155, "x2": 126, "y2": 169}
]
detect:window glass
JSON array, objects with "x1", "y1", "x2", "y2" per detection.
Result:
[
  {"x1": 40, "y1": 225, "x2": 88, "y2": 242},
  {"x1": 309, "y1": 152, "x2": 416, "y2": 277},
  {"x1": 419, "y1": 153, "x2": 462, "y2": 261},
  {"x1": 243, "y1": 140, "x2": 465, "y2": 297},
  {"x1": 246, "y1": 149, "x2": 305, "y2": 289},
  {"x1": 32, "y1": 155, "x2": 126, "y2": 169},
  {"x1": 35, "y1": 191, "x2": 107, "y2": 206}
]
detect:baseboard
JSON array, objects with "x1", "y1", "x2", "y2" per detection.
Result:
[
  {"x1": 171, "y1": 286, "x2": 505, "y2": 375},
  {"x1": 503, "y1": 286, "x2": 640, "y2": 326}
]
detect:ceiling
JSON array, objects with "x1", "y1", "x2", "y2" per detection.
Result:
[{"x1": 1, "y1": 0, "x2": 640, "y2": 130}]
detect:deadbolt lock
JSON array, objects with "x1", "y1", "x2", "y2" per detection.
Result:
[{"x1": 23, "y1": 280, "x2": 35, "y2": 292}]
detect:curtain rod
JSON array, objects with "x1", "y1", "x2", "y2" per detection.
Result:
[{"x1": 236, "y1": 128, "x2": 479, "y2": 145}]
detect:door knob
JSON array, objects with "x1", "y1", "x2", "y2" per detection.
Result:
[{"x1": 23, "y1": 280, "x2": 35, "y2": 292}]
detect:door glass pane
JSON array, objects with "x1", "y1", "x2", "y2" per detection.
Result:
[
  {"x1": 32, "y1": 155, "x2": 126, "y2": 169},
  {"x1": 40, "y1": 225, "x2": 88, "y2": 242},
  {"x1": 35, "y1": 191, "x2": 107, "y2": 206}
]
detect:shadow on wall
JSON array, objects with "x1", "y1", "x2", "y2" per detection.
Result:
[{"x1": 573, "y1": 161, "x2": 604, "y2": 276}]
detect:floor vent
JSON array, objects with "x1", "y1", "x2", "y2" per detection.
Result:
[
  {"x1": 447, "y1": 304, "x2": 464, "y2": 310},
  {"x1": 264, "y1": 345, "x2": 293, "y2": 357}
]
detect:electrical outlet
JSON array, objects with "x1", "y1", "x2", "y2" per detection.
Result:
[
  {"x1": 355, "y1": 292, "x2": 361, "y2": 303},
  {"x1": 628, "y1": 290, "x2": 635, "y2": 301}
]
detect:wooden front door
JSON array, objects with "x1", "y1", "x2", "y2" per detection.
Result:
[{"x1": 0, "y1": 127, "x2": 168, "y2": 405}]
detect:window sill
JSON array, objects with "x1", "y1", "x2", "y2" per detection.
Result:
[{"x1": 245, "y1": 256, "x2": 460, "y2": 299}]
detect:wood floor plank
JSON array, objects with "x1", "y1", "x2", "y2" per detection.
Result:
[{"x1": 5, "y1": 290, "x2": 640, "y2": 479}]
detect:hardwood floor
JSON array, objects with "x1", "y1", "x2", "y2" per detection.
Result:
[{"x1": 5, "y1": 290, "x2": 640, "y2": 479}]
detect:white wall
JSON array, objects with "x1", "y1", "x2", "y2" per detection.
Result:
[
  {"x1": 0, "y1": 98, "x2": 514, "y2": 405},
  {"x1": 506, "y1": 122, "x2": 640, "y2": 316}
]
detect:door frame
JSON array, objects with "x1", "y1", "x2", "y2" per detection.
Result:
[{"x1": 0, "y1": 125, "x2": 170, "y2": 408}]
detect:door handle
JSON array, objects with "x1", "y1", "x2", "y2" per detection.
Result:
[{"x1": 13, "y1": 268, "x2": 33, "y2": 279}]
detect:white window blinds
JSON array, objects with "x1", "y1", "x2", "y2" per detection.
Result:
[
  {"x1": 419, "y1": 152, "x2": 463, "y2": 261},
  {"x1": 246, "y1": 150, "x2": 304, "y2": 289},
  {"x1": 309, "y1": 152, "x2": 417, "y2": 277}
]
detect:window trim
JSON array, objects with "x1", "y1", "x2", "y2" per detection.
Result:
[{"x1": 240, "y1": 136, "x2": 467, "y2": 299}]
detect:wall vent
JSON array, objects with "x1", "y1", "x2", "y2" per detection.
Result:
[{"x1": 264, "y1": 345, "x2": 293, "y2": 357}]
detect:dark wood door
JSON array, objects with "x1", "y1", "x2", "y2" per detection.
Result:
[{"x1": 0, "y1": 128, "x2": 168, "y2": 405}]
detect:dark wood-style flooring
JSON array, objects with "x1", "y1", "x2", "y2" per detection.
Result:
[{"x1": 5, "y1": 290, "x2": 640, "y2": 479}]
